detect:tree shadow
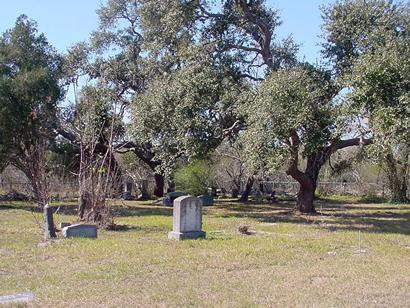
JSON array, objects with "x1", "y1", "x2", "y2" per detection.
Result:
[
  {"x1": 217, "y1": 200, "x2": 410, "y2": 235},
  {"x1": 0, "y1": 202, "x2": 41, "y2": 212},
  {"x1": 107, "y1": 224, "x2": 168, "y2": 233},
  {"x1": 110, "y1": 204, "x2": 172, "y2": 217},
  {"x1": 2, "y1": 199, "x2": 409, "y2": 235},
  {"x1": 212, "y1": 199, "x2": 293, "y2": 211},
  {"x1": 0, "y1": 201, "x2": 173, "y2": 218}
]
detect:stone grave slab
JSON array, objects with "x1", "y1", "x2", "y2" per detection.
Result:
[
  {"x1": 198, "y1": 195, "x2": 214, "y2": 206},
  {"x1": 0, "y1": 292, "x2": 34, "y2": 304},
  {"x1": 62, "y1": 223, "x2": 97, "y2": 238},
  {"x1": 163, "y1": 191, "x2": 187, "y2": 206}
]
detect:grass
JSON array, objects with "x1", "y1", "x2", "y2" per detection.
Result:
[{"x1": 0, "y1": 198, "x2": 409, "y2": 307}]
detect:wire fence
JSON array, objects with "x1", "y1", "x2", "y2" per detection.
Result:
[
  {"x1": 218, "y1": 180, "x2": 386, "y2": 198},
  {"x1": 0, "y1": 179, "x2": 387, "y2": 199}
]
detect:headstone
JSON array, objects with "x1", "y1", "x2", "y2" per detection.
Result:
[
  {"x1": 0, "y1": 292, "x2": 34, "y2": 304},
  {"x1": 168, "y1": 196, "x2": 206, "y2": 240},
  {"x1": 122, "y1": 191, "x2": 134, "y2": 200},
  {"x1": 163, "y1": 191, "x2": 187, "y2": 206},
  {"x1": 122, "y1": 180, "x2": 135, "y2": 200},
  {"x1": 62, "y1": 224, "x2": 97, "y2": 238},
  {"x1": 198, "y1": 195, "x2": 214, "y2": 206},
  {"x1": 137, "y1": 179, "x2": 149, "y2": 201},
  {"x1": 231, "y1": 188, "x2": 239, "y2": 198},
  {"x1": 125, "y1": 182, "x2": 133, "y2": 193},
  {"x1": 60, "y1": 222, "x2": 71, "y2": 229},
  {"x1": 44, "y1": 204, "x2": 56, "y2": 239},
  {"x1": 211, "y1": 187, "x2": 217, "y2": 197}
]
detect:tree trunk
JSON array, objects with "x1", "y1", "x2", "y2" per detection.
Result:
[
  {"x1": 153, "y1": 173, "x2": 164, "y2": 197},
  {"x1": 390, "y1": 184, "x2": 408, "y2": 203},
  {"x1": 296, "y1": 180, "x2": 316, "y2": 213},
  {"x1": 231, "y1": 188, "x2": 239, "y2": 198},
  {"x1": 78, "y1": 190, "x2": 92, "y2": 220},
  {"x1": 287, "y1": 149, "x2": 328, "y2": 214},
  {"x1": 286, "y1": 134, "x2": 373, "y2": 213},
  {"x1": 384, "y1": 153, "x2": 409, "y2": 203},
  {"x1": 239, "y1": 175, "x2": 254, "y2": 202}
]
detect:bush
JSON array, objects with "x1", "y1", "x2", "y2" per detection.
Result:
[{"x1": 174, "y1": 160, "x2": 214, "y2": 196}]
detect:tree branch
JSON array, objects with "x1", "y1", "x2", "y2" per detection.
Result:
[
  {"x1": 331, "y1": 137, "x2": 373, "y2": 153},
  {"x1": 239, "y1": 73, "x2": 264, "y2": 81}
]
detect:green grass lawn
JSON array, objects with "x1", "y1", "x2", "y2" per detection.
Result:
[{"x1": 0, "y1": 198, "x2": 409, "y2": 307}]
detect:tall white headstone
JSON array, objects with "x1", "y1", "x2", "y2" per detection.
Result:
[{"x1": 168, "y1": 196, "x2": 206, "y2": 240}]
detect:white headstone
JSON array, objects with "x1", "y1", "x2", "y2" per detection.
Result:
[
  {"x1": 62, "y1": 224, "x2": 97, "y2": 238},
  {"x1": 0, "y1": 292, "x2": 34, "y2": 304},
  {"x1": 168, "y1": 196, "x2": 206, "y2": 240}
]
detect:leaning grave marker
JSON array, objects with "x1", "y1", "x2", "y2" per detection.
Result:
[{"x1": 62, "y1": 223, "x2": 97, "y2": 238}]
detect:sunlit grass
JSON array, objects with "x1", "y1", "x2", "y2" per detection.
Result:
[{"x1": 0, "y1": 198, "x2": 409, "y2": 307}]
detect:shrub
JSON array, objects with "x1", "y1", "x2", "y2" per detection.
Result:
[{"x1": 174, "y1": 160, "x2": 214, "y2": 196}]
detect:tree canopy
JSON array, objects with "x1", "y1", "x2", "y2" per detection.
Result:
[
  {"x1": 0, "y1": 15, "x2": 63, "y2": 205},
  {"x1": 1, "y1": 0, "x2": 410, "y2": 212}
]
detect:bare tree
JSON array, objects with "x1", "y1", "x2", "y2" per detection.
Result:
[{"x1": 69, "y1": 85, "x2": 123, "y2": 228}]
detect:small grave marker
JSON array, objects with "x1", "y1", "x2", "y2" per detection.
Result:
[
  {"x1": 62, "y1": 223, "x2": 97, "y2": 238},
  {"x1": 0, "y1": 292, "x2": 34, "y2": 304}
]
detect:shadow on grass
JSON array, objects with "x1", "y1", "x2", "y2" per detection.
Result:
[
  {"x1": 0, "y1": 201, "x2": 173, "y2": 218},
  {"x1": 210, "y1": 199, "x2": 410, "y2": 235},
  {"x1": 0, "y1": 202, "x2": 41, "y2": 212},
  {"x1": 111, "y1": 205, "x2": 172, "y2": 217},
  {"x1": 2, "y1": 198, "x2": 410, "y2": 235},
  {"x1": 107, "y1": 224, "x2": 168, "y2": 233}
]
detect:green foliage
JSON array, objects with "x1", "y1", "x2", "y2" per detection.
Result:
[
  {"x1": 240, "y1": 65, "x2": 337, "y2": 173},
  {"x1": 349, "y1": 37, "x2": 410, "y2": 152},
  {"x1": 0, "y1": 15, "x2": 62, "y2": 166},
  {"x1": 321, "y1": 0, "x2": 408, "y2": 75},
  {"x1": 322, "y1": 0, "x2": 410, "y2": 202},
  {"x1": 174, "y1": 159, "x2": 214, "y2": 196},
  {"x1": 68, "y1": 85, "x2": 125, "y2": 145},
  {"x1": 131, "y1": 55, "x2": 246, "y2": 173},
  {"x1": 138, "y1": 0, "x2": 198, "y2": 57},
  {"x1": 206, "y1": 0, "x2": 298, "y2": 72}
]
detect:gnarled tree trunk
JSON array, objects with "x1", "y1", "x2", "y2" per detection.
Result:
[
  {"x1": 287, "y1": 131, "x2": 371, "y2": 214},
  {"x1": 239, "y1": 175, "x2": 254, "y2": 202},
  {"x1": 287, "y1": 164, "x2": 317, "y2": 214},
  {"x1": 153, "y1": 173, "x2": 164, "y2": 197},
  {"x1": 294, "y1": 152, "x2": 328, "y2": 213},
  {"x1": 292, "y1": 156, "x2": 325, "y2": 213},
  {"x1": 384, "y1": 152, "x2": 409, "y2": 203},
  {"x1": 296, "y1": 180, "x2": 315, "y2": 213}
]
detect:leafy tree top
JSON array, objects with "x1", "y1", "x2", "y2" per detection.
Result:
[{"x1": 0, "y1": 15, "x2": 62, "y2": 162}]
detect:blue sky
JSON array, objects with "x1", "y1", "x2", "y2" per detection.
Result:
[{"x1": 0, "y1": 0, "x2": 335, "y2": 63}]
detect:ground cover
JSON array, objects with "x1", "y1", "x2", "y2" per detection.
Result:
[{"x1": 0, "y1": 198, "x2": 409, "y2": 307}]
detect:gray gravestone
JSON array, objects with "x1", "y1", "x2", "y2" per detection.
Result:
[
  {"x1": 122, "y1": 180, "x2": 134, "y2": 200},
  {"x1": 198, "y1": 195, "x2": 214, "y2": 206},
  {"x1": 0, "y1": 292, "x2": 34, "y2": 304},
  {"x1": 137, "y1": 179, "x2": 149, "y2": 200},
  {"x1": 60, "y1": 222, "x2": 71, "y2": 229},
  {"x1": 62, "y1": 224, "x2": 97, "y2": 238},
  {"x1": 231, "y1": 188, "x2": 239, "y2": 198},
  {"x1": 168, "y1": 196, "x2": 206, "y2": 240},
  {"x1": 163, "y1": 191, "x2": 187, "y2": 206}
]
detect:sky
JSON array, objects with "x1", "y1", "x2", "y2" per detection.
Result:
[{"x1": 0, "y1": 0, "x2": 335, "y2": 63}]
